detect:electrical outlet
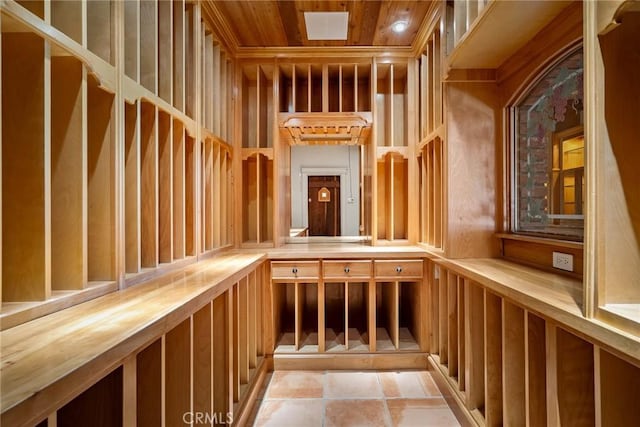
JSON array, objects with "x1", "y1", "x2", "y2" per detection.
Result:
[{"x1": 552, "y1": 252, "x2": 574, "y2": 272}]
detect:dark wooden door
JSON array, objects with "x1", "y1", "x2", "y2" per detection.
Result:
[{"x1": 308, "y1": 176, "x2": 340, "y2": 236}]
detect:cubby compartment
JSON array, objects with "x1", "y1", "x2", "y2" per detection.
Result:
[
  {"x1": 124, "y1": 0, "x2": 138, "y2": 81},
  {"x1": 57, "y1": 366, "x2": 122, "y2": 426},
  {"x1": 193, "y1": 302, "x2": 212, "y2": 418},
  {"x1": 51, "y1": 56, "x2": 85, "y2": 291},
  {"x1": 2, "y1": 31, "x2": 47, "y2": 301},
  {"x1": 172, "y1": 120, "x2": 185, "y2": 260},
  {"x1": 356, "y1": 64, "x2": 371, "y2": 112},
  {"x1": 212, "y1": 293, "x2": 230, "y2": 416},
  {"x1": 140, "y1": 101, "x2": 157, "y2": 268},
  {"x1": 51, "y1": 0, "x2": 82, "y2": 44},
  {"x1": 555, "y1": 327, "x2": 595, "y2": 426},
  {"x1": 86, "y1": 0, "x2": 114, "y2": 65},
  {"x1": 279, "y1": 65, "x2": 294, "y2": 113},
  {"x1": 158, "y1": 111, "x2": 173, "y2": 264},
  {"x1": 184, "y1": 134, "x2": 196, "y2": 255},
  {"x1": 124, "y1": 108, "x2": 140, "y2": 273},
  {"x1": 324, "y1": 282, "x2": 346, "y2": 352},
  {"x1": 165, "y1": 318, "x2": 191, "y2": 427},
  {"x1": 242, "y1": 153, "x2": 273, "y2": 246},
  {"x1": 597, "y1": 349, "x2": 640, "y2": 426},
  {"x1": 376, "y1": 153, "x2": 408, "y2": 242},
  {"x1": 87, "y1": 78, "x2": 115, "y2": 283},
  {"x1": 484, "y1": 291, "x2": 503, "y2": 425},
  {"x1": 296, "y1": 282, "x2": 319, "y2": 352},
  {"x1": 310, "y1": 64, "x2": 322, "y2": 112},
  {"x1": 375, "y1": 62, "x2": 407, "y2": 147},
  {"x1": 172, "y1": 0, "x2": 185, "y2": 111},
  {"x1": 419, "y1": 28, "x2": 443, "y2": 138},
  {"x1": 136, "y1": 339, "x2": 162, "y2": 427},
  {"x1": 418, "y1": 138, "x2": 443, "y2": 248},
  {"x1": 242, "y1": 64, "x2": 274, "y2": 148},
  {"x1": 139, "y1": 0, "x2": 157, "y2": 93},
  {"x1": 502, "y1": 300, "x2": 526, "y2": 425},
  {"x1": 184, "y1": 2, "x2": 196, "y2": 118},
  {"x1": 372, "y1": 278, "x2": 423, "y2": 352},
  {"x1": 465, "y1": 280, "x2": 485, "y2": 417},
  {"x1": 157, "y1": 0, "x2": 173, "y2": 103},
  {"x1": 294, "y1": 64, "x2": 309, "y2": 113},
  {"x1": 273, "y1": 282, "x2": 296, "y2": 352},
  {"x1": 347, "y1": 282, "x2": 370, "y2": 351},
  {"x1": 328, "y1": 65, "x2": 342, "y2": 112},
  {"x1": 526, "y1": 312, "x2": 547, "y2": 426}
]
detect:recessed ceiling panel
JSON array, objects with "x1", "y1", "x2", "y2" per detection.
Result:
[{"x1": 304, "y1": 11, "x2": 349, "y2": 40}]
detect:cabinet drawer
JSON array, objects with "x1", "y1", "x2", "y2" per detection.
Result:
[
  {"x1": 374, "y1": 260, "x2": 423, "y2": 279},
  {"x1": 323, "y1": 260, "x2": 372, "y2": 280},
  {"x1": 271, "y1": 261, "x2": 320, "y2": 281}
]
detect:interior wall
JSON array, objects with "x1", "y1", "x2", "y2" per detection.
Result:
[{"x1": 290, "y1": 145, "x2": 360, "y2": 235}]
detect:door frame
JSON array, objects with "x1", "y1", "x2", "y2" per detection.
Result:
[{"x1": 300, "y1": 167, "x2": 348, "y2": 235}]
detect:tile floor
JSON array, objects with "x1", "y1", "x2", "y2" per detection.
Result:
[{"x1": 248, "y1": 370, "x2": 461, "y2": 427}]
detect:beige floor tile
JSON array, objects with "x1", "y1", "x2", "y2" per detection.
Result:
[
  {"x1": 379, "y1": 371, "x2": 434, "y2": 398},
  {"x1": 325, "y1": 371, "x2": 384, "y2": 399},
  {"x1": 325, "y1": 399, "x2": 388, "y2": 427},
  {"x1": 418, "y1": 371, "x2": 442, "y2": 396},
  {"x1": 253, "y1": 399, "x2": 324, "y2": 427},
  {"x1": 386, "y1": 399, "x2": 460, "y2": 427},
  {"x1": 265, "y1": 370, "x2": 324, "y2": 399}
]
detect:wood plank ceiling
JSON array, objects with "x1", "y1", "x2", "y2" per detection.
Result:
[{"x1": 207, "y1": 1, "x2": 433, "y2": 48}]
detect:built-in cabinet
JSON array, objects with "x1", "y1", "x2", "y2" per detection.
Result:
[
  {"x1": 1, "y1": 255, "x2": 267, "y2": 427},
  {"x1": 427, "y1": 257, "x2": 640, "y2": 426},
  {"x1": 271, "y1": 258, "x2": 425, "y2": 358},
  {"x1": 236, "y1": 58, "x2": 414, "y2": 246},
  {"x1": 1, "y1": 0, "x2": 234, "y2": 328}
]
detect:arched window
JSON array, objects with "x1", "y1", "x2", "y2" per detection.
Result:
[{"x1": 513, "y1": 48, "x2": 584, "y2": 241}]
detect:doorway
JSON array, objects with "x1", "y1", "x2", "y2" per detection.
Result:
[{"x1": 308, "y1": 176, "x2": 340, "y2": 236}]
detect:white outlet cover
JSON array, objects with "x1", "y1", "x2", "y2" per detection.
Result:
[{"x1": 552, "y1": 252, "x2": 574, "y2": 272}]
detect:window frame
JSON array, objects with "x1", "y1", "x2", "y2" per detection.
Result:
[{"x1": 508, "y1": 46, "x2": 585, "y2": 242}]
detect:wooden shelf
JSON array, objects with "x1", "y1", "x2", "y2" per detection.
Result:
[{"x1": 446, "y1": 0, "x2": 574, "y2": 69}]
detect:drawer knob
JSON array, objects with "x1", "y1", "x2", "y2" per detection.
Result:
[
  {"x1": 292, "y1": 267, "x2": 298, "y2": 274},
  {"x1": 344, "y1": 266, "x2": 350, "y2": 273},
  {"x1": 396, "y1": 266, "x2": 403, "y2": 273}
]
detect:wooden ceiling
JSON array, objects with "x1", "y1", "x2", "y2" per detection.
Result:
[{"x1": 206, "y1": 1, "x2": 434, "y2": 49}]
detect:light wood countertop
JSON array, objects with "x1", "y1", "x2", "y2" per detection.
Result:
[{"x1": 1, "y1": 252, "x2": 265, "y2": 423}]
